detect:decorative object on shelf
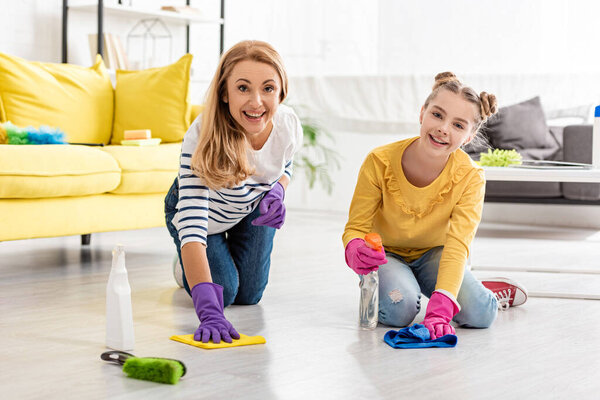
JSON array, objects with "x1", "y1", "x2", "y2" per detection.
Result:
[
  {"x1": 126, "y1": 18, "x2": 172, "y2": 69},
  {"x1": 160, "y1": 5, "x2": 202, "y2": 15},
  {"x1": 89, "y1": 33, "x2": 130, "y2": 70}
]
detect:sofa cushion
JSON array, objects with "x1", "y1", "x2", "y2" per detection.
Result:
[
  {"x1": 112, "y1": 54, "x2": 192, "y2": 144},
  {"x1": 0, "y1": 53, "x2": 114, "y2": 144},
  {"x1": 485, "y1": 96, "x2": 560, "y2": 160},
  {"x1": 0, "y1": 145, "x2": 121, "y2": 198},
  {"x1": 101, "y1": 143, "x2": 180, "y2": 194}
]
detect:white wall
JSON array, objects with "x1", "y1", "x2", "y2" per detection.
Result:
[
  {"x1": 0, "y1": 0, "x2": 62, "y2": 63},
  {"x1": 4, "y1": 1, "x2": 600, "y2": 89},
  {"x1": 226, "y1": 0, "x2": 600, "y2": 76}
]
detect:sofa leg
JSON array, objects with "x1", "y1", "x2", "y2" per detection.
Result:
[{"x1": 81, "y1": 234, "x2": 91, "y2": 245}]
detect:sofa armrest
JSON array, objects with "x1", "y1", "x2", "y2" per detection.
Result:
[
  {"x1": 563, "y1": 124, "x2": 593, "y2": 163},
  {"x1": 562, "y1": 124, "x2": 600, "y2": 201}
]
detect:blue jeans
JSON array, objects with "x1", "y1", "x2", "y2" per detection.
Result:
[
  {"x1": 164, "y1": 179, "x2": 276, "y2": 307},
  {"x1": 378, "y1": 246, "x2": 498, "y2": 328}
]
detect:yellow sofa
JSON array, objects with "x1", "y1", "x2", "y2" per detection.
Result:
[{"x1": 0, "y1": 52, "x2": 200, "y2": 242}]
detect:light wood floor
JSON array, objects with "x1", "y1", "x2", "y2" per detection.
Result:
[{"x1": 1, "y1": 210, "x2": 600, "y2": 399}]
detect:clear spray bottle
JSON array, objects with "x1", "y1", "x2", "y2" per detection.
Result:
[
  {"x1": 106, "y1": 244, "x2": 135, "y2": 351},
  {"x1": 359, "y1": 233, "x2": 382, "y2": 330}
]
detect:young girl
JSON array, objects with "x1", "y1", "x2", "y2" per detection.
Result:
[
  {"x1": 164, "y1": 40, "x2": 303, "y2": 344},
  {"x1": 342, "y1": 72, "x2": 526, "y2": 339}
]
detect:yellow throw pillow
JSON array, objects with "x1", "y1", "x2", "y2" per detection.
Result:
[
  {"x1": 112, "y1": 54, "x2": 192, "y2": 144},
  {"x1": 0, "y1": 53, "x2": 113, "y2": 144}
]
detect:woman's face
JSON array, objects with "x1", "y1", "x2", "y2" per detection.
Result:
[
  {"x1": 418, "y1": 89, "x2": 478, "y2": 157},
  {"x1": 223, "y1": 60, "x2": 282, "y2": 141}
]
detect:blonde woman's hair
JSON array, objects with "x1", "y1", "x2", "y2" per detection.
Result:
[
  {"x1": 191, "y1": 40, "x2": 288, "y2": 189},
  {"x1": 423, "y1": 72, "x2": 498, "y2": 133}
]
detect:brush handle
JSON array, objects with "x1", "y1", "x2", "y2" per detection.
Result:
[{"x1": 101, "y1": 350, "x2": 134, "y2": 365}]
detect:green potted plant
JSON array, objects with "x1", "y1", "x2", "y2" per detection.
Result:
[{"x1": 295, "y1": 116, "x2": 341, "y2": 195}]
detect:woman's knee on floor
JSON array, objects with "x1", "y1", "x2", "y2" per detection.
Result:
[
  {"x1": 454, "y1": 290, "x2": 498, "y2": 328},
  {"x1": 233, "y1": 283, "x2": 267, "y2": 305},
  {"x1": 378, "y1": 288, "x2": 421, "y2": 327},
  {"x1": 217, "y1": 282, "x2": 238, "y2": 308}
]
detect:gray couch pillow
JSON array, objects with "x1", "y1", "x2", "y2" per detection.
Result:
[{"x1": 484, "y1": 96, "x2": 560, "y2": 160}]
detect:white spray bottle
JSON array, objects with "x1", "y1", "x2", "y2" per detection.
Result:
[{"x1": 106, "y1": 244, "x2": 135, "y2": 351}]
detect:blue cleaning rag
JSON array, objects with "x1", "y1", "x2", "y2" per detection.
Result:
[{"x1": 384, "y1": 323, "x2": 457, "y2": 349}]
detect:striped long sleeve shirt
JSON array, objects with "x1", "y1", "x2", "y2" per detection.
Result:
[{"x1": 173, "y1": 104, "x2": 303, "y2": 247}]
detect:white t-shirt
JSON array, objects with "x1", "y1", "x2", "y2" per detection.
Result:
[{"x1": 173, "y1": 104, "x2": 303, "y2": 246}]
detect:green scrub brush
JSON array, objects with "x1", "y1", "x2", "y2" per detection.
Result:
[{"x1": 101, "y1": 351, "x2": 186, "y2": 384}]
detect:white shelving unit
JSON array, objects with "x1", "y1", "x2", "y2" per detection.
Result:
[
  {"x1": 62, "y1": 0, "x2": 225, "y2": 63},
  {"x1": 69, "y1": 2, "x2": 223, "y2": 25}
]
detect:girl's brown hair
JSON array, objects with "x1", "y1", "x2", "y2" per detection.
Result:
[
  {"x1": 191, "y1": 40, "x2": 288, "y2": 189},
  {"x1": 423, "y1": 72, "x2": 497, "y2": 133}
]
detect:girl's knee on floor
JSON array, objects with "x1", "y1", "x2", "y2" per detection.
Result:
[
  {"x1": 378, "y1": 288, "x2": 421, "y2": 327},
  {"x1": 454, "y1": 289, "x2": 498, "y2": 328}
]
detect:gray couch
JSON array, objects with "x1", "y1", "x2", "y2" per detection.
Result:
[{"x1": 465, "y1": 97, "x2": 600, "y2": 204}]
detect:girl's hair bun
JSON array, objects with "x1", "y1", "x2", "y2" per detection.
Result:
[
  {"x1": 426, "y1": 71, "x2": 498, "y2": 126},
  {"x1": 433, "y1": 72, "x2": 459, "y2": 90},
  {"x1": 479, "y1": 91, "x2": 498, "y2": 121}
]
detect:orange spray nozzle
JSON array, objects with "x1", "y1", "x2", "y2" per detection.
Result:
[{"x1": 364, "y1": 232, "x2": 382, "y2": 252}]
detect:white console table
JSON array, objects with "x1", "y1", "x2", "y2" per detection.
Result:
[
  {"x1": 475, "y1": 165, "x2": 600, "y2": 300},
  {"x1": 483, "y1": 166, "x2": 600, "y2": 183}
]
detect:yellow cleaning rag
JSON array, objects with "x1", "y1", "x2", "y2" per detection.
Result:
[{"x1": 170, "y1": 333, "x2": 266, "y2": 349}]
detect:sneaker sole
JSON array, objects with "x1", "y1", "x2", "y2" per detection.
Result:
[
  {"x1": 482, "y1": 277, "x2": 528, "y2": 307},
  {"x1": 173, "y1": 255, "x2": 184, "y2": 288}
]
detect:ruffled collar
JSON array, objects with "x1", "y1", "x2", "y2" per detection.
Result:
[{"x1": 378, "y1": 137, "x2": 475, "y2": 218}]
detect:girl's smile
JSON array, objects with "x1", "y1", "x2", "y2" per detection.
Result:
[{"x1": 428, "y1": 134, "x2": 449, "y2": 146}]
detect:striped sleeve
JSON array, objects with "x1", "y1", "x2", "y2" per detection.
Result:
[
  {"x1": 176, "y1": 150, "x2": 209, "y2": 246},
  {"x1": 283, "y1": 108, "x2": 304, "y2": 180},
  {"x1": 283, "y1": 159, "x2": 294, "y2": 179}
]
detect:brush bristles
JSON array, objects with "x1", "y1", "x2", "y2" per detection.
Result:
[{"x1": 123, "y1": 357, "x2": 184, "y2": 385}]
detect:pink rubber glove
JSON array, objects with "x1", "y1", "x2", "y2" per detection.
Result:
[
  {"x1": 344, "y1": 238, "x2": 388, "y2": 275},
  {"x1": 422, "y1": 291, "x2": 460, "y2": 339}
]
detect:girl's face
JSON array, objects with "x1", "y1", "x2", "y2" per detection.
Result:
[
  {"x1": 418, "y1": 89, "x2": 477, "y2": 157},
  {"x1": 223, "y1": 60, "x2": 282, "y2": 141}
]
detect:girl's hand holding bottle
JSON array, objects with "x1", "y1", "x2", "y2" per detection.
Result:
[
  {"x1": 252, "y1": 182, "x2": 286, "y2": 229},
  {"x1": 345, "y1": 235, "x2": 388, "y2": 275}
]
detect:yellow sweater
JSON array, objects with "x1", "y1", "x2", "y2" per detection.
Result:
[{"x1": 342, "y1": 137, "x2": 485, "y2": 298}]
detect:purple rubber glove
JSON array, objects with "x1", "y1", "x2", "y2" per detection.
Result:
[
  {"x1": 422, "y1": 291, "x2": 460, "y2": 339},
  {"x1": 344, "y1": 238, "x2": 388, "y2": 275},
  {"x1": 252, "y1": 182, "x2": 286, "y2": 229},
  {"x1": 191, "y1": 282, "x2": 240, "y2": 344}
]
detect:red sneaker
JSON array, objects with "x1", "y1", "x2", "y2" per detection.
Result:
[{"x1": 481, "y1": 277, "x2": 528, "y2": 310}]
